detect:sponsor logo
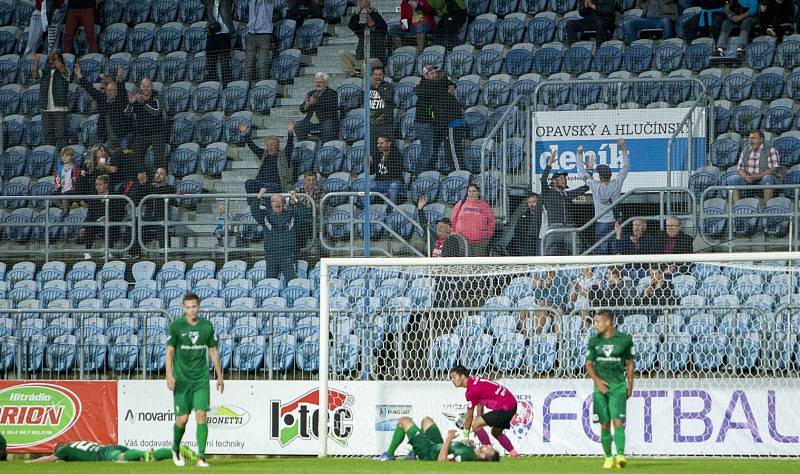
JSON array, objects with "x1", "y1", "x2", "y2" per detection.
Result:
[
  {"x1": 510, "y1": 395, "x2": 534, "y2": 441},
  {"x1": 0, "y1": 383, "x2": 82, "y2": 448},
  {"x1": 375, "y1": 404, "x2": 412, "y2": 432},
  {"x1": 441, "y1": 403, "x2": 468, "y2": 429},
  {"x1": 270, "y1": 389, "x2": 354, "y2": 447},
  {"x1": 602, "y1": 344, "x2": 614, "y2": 358},
  {"x1": 123, "y1": 405, "x2": 250, "y2": 430}
]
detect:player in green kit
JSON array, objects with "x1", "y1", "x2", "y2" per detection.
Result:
[
  {"x1": 585, "y1": 309, "x2": 634, "y2": 470},
  {"x1": 375, "y1": 416, "x2": 499, "y2": 462},
  {"x1": 28, "y1": 441, "x2": 173, "y2": 463},
  {"x1": 166, "y1": 292, "x2": 224, "y2": 468}
]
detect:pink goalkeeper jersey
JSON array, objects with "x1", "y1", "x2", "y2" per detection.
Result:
[{"x1": 465, "y1": 377, "x2": 517, "y2": 411}]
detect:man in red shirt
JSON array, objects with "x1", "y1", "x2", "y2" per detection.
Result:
[
  {"x1": 417, "y1": 196, "x2": 465, "y2": 257},
  {"x1": 449, "y1": 365, "x2": 521, "y2": 457}
]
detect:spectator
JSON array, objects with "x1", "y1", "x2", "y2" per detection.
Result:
[
  {"x1": 124, "y1": 77, "x2": 167, "y2": 174},
  {"x1": 684, "y1": 0, "x2": 726, "y2": 41},
  {"x1": 577, "y1": 138, "x2": 631, "y2": 255},
  {"x1": 23, "y1": 0, "x2": 67, "y2": 57},
  {"x1": 372, "y1": 135, "x2": 404, "y2": 203},
  {"x1": 613, "y1": 219, "x2": 656, "y2": 254},
  {"x1": 339, "y1": 0, "x2": 389, "y2": 77},
  {"x1": 288, "y1": 0, "x2": 323, "y2": 27},
  {"x1": 77, "y1": 174, "x2": 127, "y2": 259},
  {"x1": 369, "y1": 67, "x2": 395, "y2": 156},
  {"x1": 429, "y1": 0, "x2": 468, "y2": 50},
  {"x1": 622, "y1": 0, "x2": 676, "y2": 44},
  {"x1": 252, "y1": 192, "x2": 304, "y2": 280},
  {"x1": 293, "y1": 171, "x2": 322, "y2": 251},
  {"x1": 54, "y1": 147, "x2": 80, "y2": 213},
  {"x1": 505, "y1": 193, "x2": 543, "y2": 256},
  {"x1": 63, "y1": 0, "x2": 98, "y2": 54},
  {"x1": 451, "y1": 184, "x2": 495, "y2": 256},
  {"x1": 127, "y1": 168, "x2": 154, "y2": 258},
  {"x1": 729, "y1": 129, "x2": 780, "y2": 202},
  {"x1": 415, "y1": 64, "x2": 449, "y2": 174},
  {"x1": 244, "y1": 0, "x2": 275, "y2": 82},
  {"x1": 390, "y1": 0, "x2": 437, "y2": 53},
  {"x1": 74, "y1": 63, "x2": 129, "y2": 151},
  {"x1": 654, "y1": 216, "x2": 693, "y2": 254},
  {"x1": 715, "y1": 0, "x2": 758, "y2": 58},
  {"x1": 571, "y1": 266, "x2": 601, "y2": 320},
  {"x1": 565, "y1": 0, "x2": 616, "y2": 45},
  {"x1": 637, "y1": 265, "x2": 677, "y2": 307},
  {"x1": 78, "y1": 145, "x2": 120, "y2": 194},
  {"x1": 759, "y1": 0, "x2": 794, "y2": 38},
  {"x1": 136, "y1": 167, "x2": 176, "y2": 256},
  {"x1": 434, "y1": 75, "x2": 465, "y2": 173},
  {"x1": 540, "y1": 150, "x2": 590, "y2": 256},
  {"x1": 31, "y1": 52, "x2": 69, "y2": 152},
  {"x1": 205, "y1": 0, "x2": 235, "y2": 87},
  {"x1": 238, "y1": 120, "x2": 294, "y2": 209},
  {"x1": 293, "y1": 170, "x2": 322, "y2": 202},
  {"x1": 417, "y1": 196, "x2": 466, "y2": 257},
  {"x1": 296, "y1": 72, "x2": 339, "y2": 144},
  {"x1": 590, "y1": 266, "x2": 636, "y2": 308},
  {"x1": 213, "y1": 203, "x2": 230, "y2": 247}
]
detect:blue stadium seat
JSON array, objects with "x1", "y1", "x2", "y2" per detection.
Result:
[
  {"x1": 1, "y1": 175, "x2": 30, "y2": 209},
  {"x1": 159, "y1": 51, "x2": 187, "y2": 83},
  {"x1": 221, "y1": 80, "x2": 249, "y2": 114},
  {"x1": 763, "y1": 98, "x2": 794, "y2": 134},
  {"x1": 504, "y1": 43, "x2": 534, "y2": 76},
  {"x1": 731, "y1": 99, "x2": 763, "y2": 135},
  {"x1": 454, "y1": 75, "x2": 480, "y2": 108},
  {"x1": 753, "y1": 67, "x2": 786, "y2": 101},
  {"x1": 178, "y1": 0, "x2": 205, "y2": 23},
  {"x1": 593, "y1": 41, "x2": 623, "y2": 75},
  {"x1": 339, "y1": 109, "x2": 365, "y2": 143},
  {"x1": 387, "y1": 46, "x2": 416, "y2": 81},
  {"x1": 269, "y1": 334, "x2": 296, "y2": 371},
  {"x1": 492, "y1": 332, "x2": 525, "y2": 370},
  {"x1": 701, "y1": 197, "x2": 727, "y2": 238},
  {"x1": 428, "y1": 334, "x2": 460, "y2": 371},
  {"x1": 274, "y1": 19, "x2": 296, "y2": 51},
  {"x1": 295, "y1": 18, "x2": 325, "y2": 51},
  {"x1": 474, "y1": 43, "x2": 503, "y2": 77},
  {"x1": 109, "y1": 334, "x2": 139, "y2": 372},
  {"x1": 683, "y1": 37, "x2": 712, "y2": 71},
  {"x1": 745, "y1": 37, "x2": 776, "y2": 71},
  {"x1": 127, "y1": 22, "x2": 156, "y2": 54},
  {"x1": 184, "y1": 21, "x2": 208, "y2": 54},
  {"x1": 417, "y1": 45, "x2": 446, "y2": 76},
  {"x1": 527, "y1": 333, "x2": 557, "y2": 372},
  {"x1": 776, "y1": 35, "x2": 800, "y2": 69},
  {"x1": 191, "y1": 80, "x2": 221, "y2": 113},
  {"x1": 193, "y1": 111, "x2": 223, "y2": 146},
  {"x1": 623, "y1": 40, "x2": 654, "y2": 75},
  {"x1": 224, "y1": 110, "x2": 252, "y2": 143},
  {"x1": 481, "y1": 73, "x2": 511, "y2": 107},
  {"x1": 271, "y1": 49, "x2": 301, "y2": 83},
  {"x1": 468, "y1": 13, "x2": 498, "y2": 48},
  {"x1": 763, "y1": 197, "x2": 792, "y2": 238},
  {"x1": 632, "y1": 333, "x2": 658, "y2": 371},
  {"x1": 2, "y1": 114, "x2": 25, "y2": 148},
  {"x1": 658, "y1": 333, "x2": 691, "y2": 372},
  {"x1": 248, "y1": 79, "x2": 277, "y2": 113},
  {"x1": 731, "y1": 198, "x2": 760, "y2": 237},
  {"x1": 0, "y1": 83, "x2": 20, "y2": 115},
  {"x1": 445, "y1": 44, "x2": 475, "y2": 77},
  {"x1": 654, "y1": 38, "x2": 684, "y2": 73},
  {"x1": 26, "y1": 144, "x2": 55, "y2": 179},
  {"x1": 497, "y1": 13, "x2": 526, "y2": 46}
]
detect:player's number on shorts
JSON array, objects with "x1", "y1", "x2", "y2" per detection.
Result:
[{"x1": 476, "y1": 377, "x2": 507, "y2": 397}]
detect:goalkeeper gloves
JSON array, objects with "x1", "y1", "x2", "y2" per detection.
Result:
[{"x1": 462, "y1": 429, "x2": 470, "y2": 439}]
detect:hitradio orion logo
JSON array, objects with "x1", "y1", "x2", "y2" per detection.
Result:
[{"x1": 270, "y1": 389, "x2": 354, "y2": 447}]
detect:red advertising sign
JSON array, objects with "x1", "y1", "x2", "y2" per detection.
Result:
[{"x1": 0, "y1": 381, "x2": 118, "y2": 453}]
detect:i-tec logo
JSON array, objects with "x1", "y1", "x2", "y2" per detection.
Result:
[{"x1": 270, "y1": 389, "x2": 354, "y2": 447}]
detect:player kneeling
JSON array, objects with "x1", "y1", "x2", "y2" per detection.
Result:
[
  {"x1": 374, "y1": 416, "x2": 499, "y2": 462},
  {"x1": 28, "y1": 441, "x2": 175, "y2": 463}
]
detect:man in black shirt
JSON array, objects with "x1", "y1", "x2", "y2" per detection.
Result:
[
  {"x1": 369, "y1": 66, "x2": 394, "y2": 158},
  {"x1": 74, "y1": 63, "x2": 129, "y2": 150},
  {"x1": 135, "y1": 167, "x2": 176, "y2": 256},
  {"x1": 507, "y1": 193, "x2": 543, "y2": 256},
  {"x1": 296, "y1": 72, "x2": 339, "y2": 144},
  {"x1": 77, "y1": 174, "x2": 127, "y2": 259},
  {"x1": 565, "y1": 0, "x2": 616, "y2": 45},
  {"x1": 371, "y1": 135, "x2": 404, "y2": 203},
  {"x1": 339, "y1": 0, "x2": 388, "y2": 77},
  {"x1": 540, "y1": 150, "x2": 589, "y2": 256},
  {"x1": 124, "y1": 77, "x2": 167, "y2": 174}
]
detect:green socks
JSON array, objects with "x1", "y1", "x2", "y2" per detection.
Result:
[
  {"x1": 614, "y1": 426, "x2": 626, "y2": 455},
  {"x1": 197, "y1": 423, "x2": 209, "y2": 459},
  {"x1": 154, "y1": 448, "x2": 174, "y2": 460},
  {"x1": 386, "y1": 426, "x2": 406, "y2": 456},
  {"x1": 123, "y1": 449, "x2": 146, "y2": 461},
  {"x1": 600, "y1": 429, "x2": 612, "y2": 457},
  {"x1": 173, "y1": 424, "x2": 186, "y2": 453}
]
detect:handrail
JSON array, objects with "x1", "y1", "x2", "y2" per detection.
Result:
[
  {"x1": 319, "y1": 191, "x2": 428, "y2": 257},
  {"x1": 665, "y1": 90, "x2": 713, "y2": 189},
  {"x1": 541, "y1": 186, "x2": 695, "y2": 255}
]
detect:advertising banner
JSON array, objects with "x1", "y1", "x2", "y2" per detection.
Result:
[
  {"x1": 532, "y1": 108, "x2": 706, "y2": 192},
  {"x1": 0, "y1": 381, "x2": 117, "y2": 453}
]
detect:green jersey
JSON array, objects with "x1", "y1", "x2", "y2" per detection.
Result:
[
  {"x1": 53, "y1": 442, "x2": 123, "y2": 462},
  {"x1": 586, "y1": 331, "x2": 633, "y2": 384},
  {"x1": 447, "y1": 441, "x2": 478, "y2": 462},
  {"x1": 167, "y1": 317, "x2": 216, "y2": 382}
]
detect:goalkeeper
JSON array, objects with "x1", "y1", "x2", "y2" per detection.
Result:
[
  {"x1": 375, "y1": 416, "x2": 499, "y2": 462},
  {"x1": 585, "y1": 309, "x2": 634, "y2": 469},
  {"x1": 28, "y1": 441, "x2": 173, "y2": 463}
]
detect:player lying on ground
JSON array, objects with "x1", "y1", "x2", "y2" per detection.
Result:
[
  {"x1": 449, "y1": 365, "x2": 521, "y2": 457},
  {"x1": 375, "y1": 416, "x2": 499, "y2": 461},
  {"x1": 27, "y1": 441, "x2": 176, "y2": 463},
  {"x1": 585, "y1": 309, "x2": 634, "y2": 469}
]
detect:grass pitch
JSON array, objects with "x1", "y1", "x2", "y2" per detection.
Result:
[{"x1": 2, "y1": 456, "x2": 798, "y2": 473}]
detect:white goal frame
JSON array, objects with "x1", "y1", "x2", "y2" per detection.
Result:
[{"x1": 317, "y1": 251, "x2": 800, "y2": 457}]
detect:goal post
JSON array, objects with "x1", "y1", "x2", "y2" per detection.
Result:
[{"x1": 317, "y1": 252, "x2": 800, "y2": 458}]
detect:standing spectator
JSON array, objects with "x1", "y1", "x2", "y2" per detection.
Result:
[
  {"x1": 565, "y1": 0, "x2": 616, "y2": 45},
  {"x1": 31, "y1": 52, "x2": 69, "y2": 152},
  {"x1": 252, "y1": 192, "x2": 304, "y2": 280},
  {"x1": 371, "y1": 135, "x2": 404, "y2": 203},
  {"x1": 369, "y1": 66, "x2": 395, "y2": 158},
  {"x1": 434, "y1": 75, "x2": 465, "y2": 173},
  {"x1": 124, "y1": 77, "x2": 167, "y2": 173},
  {"x1": 136, "y1": 167, "x2": 176, "y2": 256},
  {"x1": 414, "y1": 64, "x2": 448, "y2": 174},
  {"x1": 429, "y1": 0, "x2": 468, "y2": 50},
  {"x1": 540, "y1": 150, "x2": 590, "y2": 256},
  {"x1": 127, "y1": 168, "x2": 155, "y2": 258},
  {"x1": 339, "y1": 0, "x2": 389, "y2": 77},
  {"x1": 288, "y1": 0, "x2": 323, "y2": 27},
  {"x1": 654, "y1": 216, "x2": 693, "y2": 254},
  {"x1": 637, "y1": 265, "x2": 676, "y2": 307},
  {"x1": 63, "y1": 0, "x2": 98, "y2": 54},
  {"x1": 417, "y1": 196, "x2": 466, "y2": 256},
  {"x1": 390, "y1": 0, "x2": 437, "y2": 53},
  {"x1": 244, "y1": 0, "x2": 275, "y2": 82},
  {"x1": 451, "y1": 184, "x2": 495, "y2": 256},
  {"x1": 54, "y1": 147, "x2": 80, "y2": 213},
  {"x1": 23, "y1": 0, "x2": 67, "y2": 57},
  {"x1": 577, "y1": 138, "x2": 631, "y2": 254},
  {"x1": 622, "y1": 0, "x2": 676, "y2": 44},
  {"x1": 728, "y1": 129, "x2": 780, "y2": 203},
  {"x1": 238, "y1": 121, "x2": 294, "y2": 204},
  {"x1": 613, "y1": 219, "x2": 656, "y2": 254},
  {"x1": 78, "y1": 145, "x2": 117, "y2": 194},
  {"x1": 683, "y1": 0, "x2": 727, "y2": 41},
  {"x1": 74, "y1": 63, "x2": 129, "y2": 151},
  {"x1": 205, "y1": 0, "x2": 235, "y2": 87},
  {"x1": 293, "y1": 171, "x2": 322, "y2": 250},
  {"x1": 759, "y1": 0, "x2": 795, "y2": 38},
  {"x1": 715, "y1": 0, "x2": 758, "y2": 58},
  {"x1": 77, "y1": 174, "x2": 127, "y2": 259},
  {"x1": 590, "y1": 266, "x2": 636, "y2": 308},
  {"x1": 295, "y1": 72, "x2": 339, "y2": 144},
  {"x1": 506, "y1": 193, "x2": 543, "y2": 256}
]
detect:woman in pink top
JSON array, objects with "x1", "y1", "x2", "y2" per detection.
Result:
[{"x1": 450, "y1": 184, "x2": 495, "y2": 256}]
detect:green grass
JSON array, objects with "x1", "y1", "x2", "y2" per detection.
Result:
[{"x1": 2, "y1": 457, "x2": 798, "y2": 473}]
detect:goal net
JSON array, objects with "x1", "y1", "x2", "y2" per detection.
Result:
[{"x1": 316, "y1": 252, "x2": 800, "y2": 458}]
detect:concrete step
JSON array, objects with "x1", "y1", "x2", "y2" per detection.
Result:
[
  {"x1": 221, "y1": 170, "x2": 252, "y2": 182},
  {"x1": 228, "y1": 158, "x2": 260, "y2": 170},
  {"x1": 254, "y1": 127, "x2": 290, "y2": 138},
  {"x1": 234, "y1": 147, "x2": 260, "y2": 161},
  {"x1": 213, "y1": 181, "x2": 246, "y2": 193},
  {"x1": 276, "y1": 97, "x2": 305, "y2": 107}
]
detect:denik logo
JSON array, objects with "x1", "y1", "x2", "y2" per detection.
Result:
[
  {"x1": 510, "y1": 395, "x2": 534, "y2": 441},
  {"x1": 270, "y1": 389, "x2": 354, "y2": 447},
  {"x1": 0, "y1": 383, "x2": 82, "y2": 448},
  {"x1": 538, "y1": 142, "x2": 624, "y2": 172}
]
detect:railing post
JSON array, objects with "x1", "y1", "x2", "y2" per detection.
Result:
[
  {"x1": 103, "y1": 198, "x2": 110, "y2": 263},
  {"x1": 163, "y1": 198, "x2": 170, "y2": 264},
  {"x1": 44, "y1": 199, "x2": 51, "y2": 262}
]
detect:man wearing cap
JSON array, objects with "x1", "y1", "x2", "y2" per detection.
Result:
[
  {"x1": 417, "y1": 195, "x2": 466, "y2": 257},
  {"x1": 577, "y1": 138, "x2": 630, "y2": 255},
  {"x1": 541, "y1": 150, "x2": 590, "y2": 256},
  {"x1": 415, "y1": 64, "x2": 449, "y2": 174}
]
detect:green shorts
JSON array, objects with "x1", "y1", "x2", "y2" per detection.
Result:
[
  {"x1": 174, "y1": 379, "x2": 210, "y2": 416},
  {"x1": 98, "y1": 445, "x2": 128, "y2": 462},
  {"x1": 592, "y1": 381, "x2": 628, "y2": 424},
  {"x1": 407, "y1": 424, "x2": 444, "y2": 461}
]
